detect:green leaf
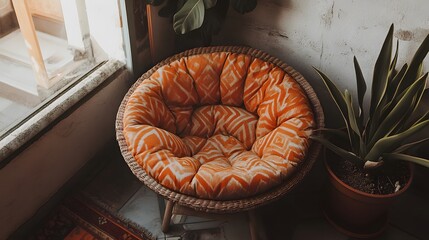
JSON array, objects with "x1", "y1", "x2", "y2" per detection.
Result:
[
  {"x1": 394, "y1": 137, "x2": 429, "y2": 153},
  {"x1": 344, "y1": 90, "x2": 360, "y2": 137},
  {"x1": 173, "y1": 0, "x2": 205, "y2": 34},
  {"x1": 346, "y1": 90, "x2": 368, "y2": 156},
  {"x1": 417, "y1": 63, "x2": 424, "y2": 79},
  {"x1": 389, "y1": 39, "x2": 399, "y2": 72},
  {"x1": 203, "y1": 0, "x2": 217, "y2": 9},
  {"x1": 231, "y1": 0, "x2": 257, "y2": 14},
  {"x1": 353, "y1": 56, "x2": 367, "y2": 128},
  {"x1": 383, "y1": 153, "x2": 429, "y2": 168},
  {"x1": 369, "y1": 64, "x2": 408, "y2": 138},
  {"x1": 413, "y1": 111, "x2": 429, "y2": 126},
  {"x1": 385, "y1": 63, "x2": 408, "y2": 101},
  {"x1": 396, "y1": 33, "x2": 429, "y2": 94},
  {"x1": 368, "y1": 95, "x2": 390, "y2": 139},
  {"x1": 344, "y1": 90, "x2": 363, "y2": 154},
  {"x1": 395, "y1": 73, "x2": 428, "y2": 133},
  {"x1": 365, "y1": 120, "x2": 429, "y2": 162},
  {"x1": 314, "y1": 68, "x2": 348, "y2": 123},
  {"x1": 310, "y1": 136, "x2": 362, "y2": 165},
  {"x1": 414, "y1": 72, "x2": 428, "y2": 104},
  {"x1": 368, "y1": 74, "x2": 426, "y2": 148},
  {"x1": 314, "y1": 68, "x2": 353, "y2": 146},
  {"x1": 369, "y1": 24, "x2": 394, "y2": 116}
]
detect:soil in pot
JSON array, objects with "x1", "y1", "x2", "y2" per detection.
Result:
[{"x1": 328, "y1": 157, "x2": 411, "y2": 194}]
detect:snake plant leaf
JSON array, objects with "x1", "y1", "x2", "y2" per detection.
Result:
[
  {"x1": 353, "y1": 56, "x2": 367, "y2": 128},
  {"x1": 345, "y1": 90, "x2": 366, "y2": 155},
  {"x1": 386, "y1": 63, "x2": 408, "y2": 101},
  {"x1": 391, "y1": 99, "x2": 419, "y2": 135},
  {"x1": 394, "y1": 137, "x2": 429, "y2": 153},
  {"x1": 404, "y1": 73, "x2": 427, "y2": 117},
  {"x1": 396, "y1": 33, "x2": 429, "y2": 95},
  {"x1": 314, "y1": 68, "x2": 348, "y2": 123},
  {"x1": 370, "y1": 24, "x2": 394, "y2": 117},
  {"x1": 395, "y1": 100, "x2": 429, "y2": 135},
  {"x1": 389, "y1": 40, "x2": 399, "y2": 72},
  {"x1": 395, "y1": 63, "x2": 425, "y2": 102},
  {"x1": 231, "y1": 0, "x2": 257, "y2": 14},
  {"x1": 413, "y1": 111, "x2": 429, "y2": 126},
  {"x1": 370, "y1": 64, "x2": 408, "y2": 137},
  {"x1": 383, "y1": 153, "x2": 429, "y2": 168},
  {"x1": 344, "y1": 90, "x2": 360, "y2": 136},
  {"x1": 417, "y1": 63, "x2": 424, "y2": 79},
  {"x1": 386, "y1": 40, "x2": 399, "y2": 87},
  {"x1": 173, "y1": 0, "x2": 205, "y2": 34},
  {"x1": 311, "y1": 136, "x2": 362, "y2": 165},
  {"x1": 314, "y1": 68, "x2": 353, "y2": 145},
  {"x1": 203, "y1": 0, "x2": 217, "y2": 9},
  {"x1": 397, "y1": 74, "x2": 428, "y2": 132},
  {"x1": 368, "y1": 74, "x2": 427, "y2": 148},
  {"x1": 369, "y1": 95, "x2": 389, "y2": 135},
  {"x1": 365, "y1": 120, "x2": 429, "y2": 162}
]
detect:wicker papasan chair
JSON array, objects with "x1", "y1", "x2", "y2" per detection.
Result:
[{"x1": 116, "y1": 46, "x2": 324, "y2": 238}]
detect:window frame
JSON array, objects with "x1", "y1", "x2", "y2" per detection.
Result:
[{"x1": 0, "y1": 0, "x2": 151, "y2": 167}]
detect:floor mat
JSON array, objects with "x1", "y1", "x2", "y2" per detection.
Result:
[{"x1": 31, "y1": 195, "x2": 155, "y2": 240}]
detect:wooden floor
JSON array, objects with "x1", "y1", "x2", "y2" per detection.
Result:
[{"x1": 79, "y1": 142, "x2": 429, "y2": 240}]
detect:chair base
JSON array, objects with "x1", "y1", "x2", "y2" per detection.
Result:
[
  {"x1": 161, "y1": 200, "x2": 266, "y2": 240},
  {"x1": 161, "y1": 200, "x2": 174, "y2": 233}
]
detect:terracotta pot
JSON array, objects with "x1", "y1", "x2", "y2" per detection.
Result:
[{"x1": 323, "y1": 152, "x2": 414, "y2": 238}]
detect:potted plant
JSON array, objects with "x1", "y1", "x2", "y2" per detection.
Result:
[
  {"x1": 312, "y1": 24, "x2": 429, "y2": 238},
  {"x1": 147, "y1": 0, "x2": 257, "y2": 50}
]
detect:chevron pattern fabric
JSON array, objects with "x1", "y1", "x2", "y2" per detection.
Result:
[{"x1": 123, "y1": 52, "x2": 315, "y2": 200}]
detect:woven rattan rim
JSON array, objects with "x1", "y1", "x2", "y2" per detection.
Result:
[{"x1": 116, "y1": 46, "x2": 325, "y2": 213}]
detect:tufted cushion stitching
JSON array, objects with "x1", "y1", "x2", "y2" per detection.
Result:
[{"x1": 220, "y1": 53, "x2": 252, "y2": 107}]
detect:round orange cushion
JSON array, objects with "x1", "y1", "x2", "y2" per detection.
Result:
[{"x1": 123, "y1": 52, "x2": 314, "y2": 200}]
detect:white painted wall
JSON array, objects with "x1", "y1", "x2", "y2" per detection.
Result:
[
  {"x1": 215, "y1": 0, "x2": 429, "y2": 126},
  {"x1": 0, "y1": 70, "x2": 130, "y2": 239}
]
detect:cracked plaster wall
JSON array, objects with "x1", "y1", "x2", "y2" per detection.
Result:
[{"x1": 216, "y1": 0, "x2": 429, "y2": 126}]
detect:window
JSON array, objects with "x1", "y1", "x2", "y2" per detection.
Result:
[{"x1": 0, "y1": 0, "x2": 125, "y2": 161}]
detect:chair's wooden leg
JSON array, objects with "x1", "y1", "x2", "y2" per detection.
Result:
[
  {"x1": 161, "y1": 200, "x2": 174, "y2": 233},
  {"x1": 248, "y1": 209, "x2": 267, "y2": 240},
  {"x1": 248, "y1": 210, "x2": 258, "y2": 240}
]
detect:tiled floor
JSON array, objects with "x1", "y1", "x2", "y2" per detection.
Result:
[
  {"x1": 78, "y1": 142, "x2": 429, "y2": 240},
  {"x1": 81, "y1": 144, "x2": 251, "y2": 240}
]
